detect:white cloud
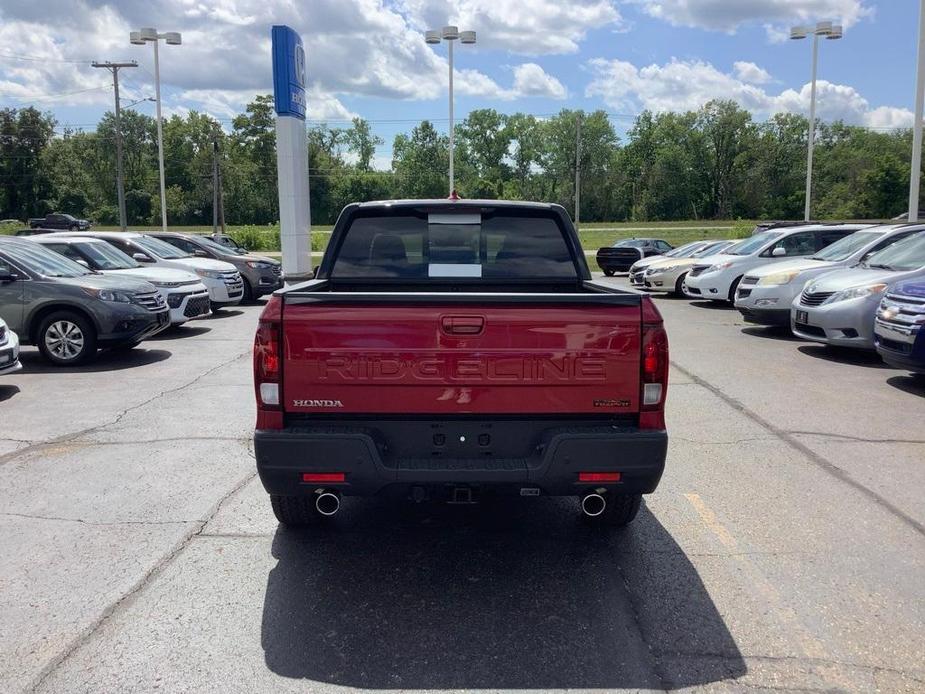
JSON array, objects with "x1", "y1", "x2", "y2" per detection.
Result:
[
  {"x1": 510, "y1": 63, "x2": 567, "y2": 99},
  {"x1": 0, "y1": 0, "x2": 574, "y2": 120},
  {"x1": 396, "y1": 0, "x2": 623, "y2": 54},
  {"x1": 733, "y1": 61, "x2": 772, "y2": 84},
  {"x1": 627, "y1": 1, "x2": 873, "y2": 41},
  {"x1": 585, "y1": 57, "x2": 913, "y2": 127}
]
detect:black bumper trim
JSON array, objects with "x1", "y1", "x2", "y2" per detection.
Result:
[{"x1": 255, "y1": 424, "x2": 667, "y2": 497}]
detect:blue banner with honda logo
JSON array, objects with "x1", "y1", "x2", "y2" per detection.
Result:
[{"x1": 272, "y1": 25, "x2": 306, "y2": 119}]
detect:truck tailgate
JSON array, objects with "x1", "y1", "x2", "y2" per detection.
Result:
[{"x1": 281, "y1": 302, "x2": 641, "y2": 415}]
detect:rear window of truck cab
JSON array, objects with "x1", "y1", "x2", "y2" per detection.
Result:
[{"x1": 330, "y1": 210, "x2": 577, "y2": 280}]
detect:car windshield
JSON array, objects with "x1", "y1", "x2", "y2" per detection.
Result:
[
  {"x1": 694, "y1": 241, "x2": 733, "y2": 257},
  {"x1": 863, "y1": 231, "x2": 925, "y2": 271},
  {"x1": 613, "y1": 239, "x2": 647, "y2": 248},
  {"x1": 726, "y1": 231, "x2": 784, "y2": 255},
  {"x1": 810, "y1": 231, "x2": 880, "y2": 261},
  {"x1": 1, "y1": 241, "x2": 91, "y2": 278},
  {"x1": 196, "y1": 236, "x2": 238, "y2": 256},
  {"x1": 135, "y1": 235, "x2": 190, "y2": 259},
  {"x1": 666, "y1": 241, "x2": 703, "y2": 257},
  {"x1": 76, "y1": 241, "x2": 139, "y2": 270}
]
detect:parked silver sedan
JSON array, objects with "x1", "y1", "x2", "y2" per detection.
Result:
[{"x1": 791, "y1": 232, "x2": 925, "y2": 349}]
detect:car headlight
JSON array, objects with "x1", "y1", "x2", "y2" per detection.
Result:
[
  {"x1": 246, "y1": 260, "x2": 274, "y2": 269},
  {"x1": 704, "y1": 261, "x2": 734, "y2": 274},
  {"x1": 83, "y1": 287, "x2": 135, "y2": 303},
  {"x1": 758, "y1": 270, "x2": 800, "y2": 286},
  {"x1": 824, "y1": 283, "x2": 888, "y2": 304},
  {"x1": 195, "y1": 269, "x2": 224, "y2": 279}
]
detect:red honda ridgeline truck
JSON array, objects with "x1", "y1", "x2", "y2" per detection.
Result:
[{"x1": 253, "y1": 200, "x2": 669, "y2": 528}]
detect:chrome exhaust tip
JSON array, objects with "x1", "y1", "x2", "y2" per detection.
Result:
[
  {"x1": 315, "y1": 491, "x2": 341, "y2": 516},
  {"x1": 581, "y1": 493, "x2": 606, "y2": 517}
]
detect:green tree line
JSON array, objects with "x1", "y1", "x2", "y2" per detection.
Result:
[{"x1": 0, "y1": 96, "x2": 919, "y2": 226}]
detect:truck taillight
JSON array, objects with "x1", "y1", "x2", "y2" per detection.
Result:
[
  {"x1": 254, "y1": 296, "x2": 283, "y2": 428},
  {"x1": 640, "y1": 297, "x2": 668, "y2": 430}
]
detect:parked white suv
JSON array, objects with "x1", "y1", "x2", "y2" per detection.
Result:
[
  {"x1": 81, "y1": 232, "x2": 244, "y2": 309},
  {"x1": 735, "y1": 224, "x2": 920, "y2": 326},
  {"x1": 0, "y1": 316, "x2": 21, "y2": 376},
  {"x1": 35, "y1": 235, "x2": 211, "y2": 325},
  {"x1": 685, "y1": 224, "x2": 868, "y2": 303}
]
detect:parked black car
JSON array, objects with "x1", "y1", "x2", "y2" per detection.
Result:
[
  {"x1": 596, "y1": 238, "x2": 673, "y2": 276},
  {"x1": 28, "y1": 213, "x2": 92, "y2": 231},
  {"x1": 0, "y1": 237, "x2": 169, "y2": 365}
]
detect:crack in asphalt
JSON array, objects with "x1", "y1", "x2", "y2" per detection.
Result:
[
  {"x1": 671, "y1": 360, "x2": 925, "y2": 539},
  {"x1": 672, "y1": 435, "x2": 777, "y2": 446},
  {"x1": 0, "y1": 349, "x2": 251, "y2": 468},
  {"x1": 787, "y1": 430, "x2": 925, "y2": 446},
  {"x1": 1, "y1": 512, "x2": 197, "y2": 527},
  {"x1": 27, "y1": 469, "x2": 257, "y2": 694}
]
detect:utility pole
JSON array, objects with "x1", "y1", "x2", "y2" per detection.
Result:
[
  {"x1": 91, "y1": 60, "x2": 137, "y2": 231},
  {"x1": 574, "y1": 113, "x2": 582, "y2": 227},
  {"x1": 212, "y1": 138, "x2": 219, "y2": 236},
  {"x1": 910, "y1": 0, "x2": 925, "y2": 222}
]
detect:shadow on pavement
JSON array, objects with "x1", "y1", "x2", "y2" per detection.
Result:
[
  {"x1": 797, "y1": 345, "x2": 890, "y2": 369},
  {"x1": 886, "y1": 374, "x2": 925, "y2": 398},
  {"x1": 0, "y1": 384, "x2": 19, "y2": 402},
  {"x1": 688, "y1": 300, "x2": 730, "y2": 310},
  {"x1": 261, "y1": 497, "x2": 745, "y2": 690},
  {"x1": 209, "y1": 309, "x2": 245, "y2": 320},
  {"x1": 17, "y1": 347, "x2": 172, "y2": 374},
  {"x1": 741, "y1": 326, "x2": 802, "y2": 342},
  {"x1": 147, "y1": 325, "x2": 212, "y2": 341}
]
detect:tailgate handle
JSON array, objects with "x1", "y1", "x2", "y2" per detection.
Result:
[{"x1": 441, "y1": 315, "x2": 485, "y2": 335}]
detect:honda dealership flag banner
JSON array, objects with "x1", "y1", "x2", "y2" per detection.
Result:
[{"x1": 272, "y1": 25, "x2": 311, "y2": 279}]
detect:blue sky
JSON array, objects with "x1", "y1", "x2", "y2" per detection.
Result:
[{"x1": 0, "y1": 1, "x2": 919, "y2": 163}]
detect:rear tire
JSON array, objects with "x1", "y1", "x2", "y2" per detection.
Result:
[
  {"x1": 36, "y1": 311, "x2": 97, "y2": 366},
  {"x1": 271, "y1": 494, "x2": 325, "y2": 527},
  {"x1": 583, "y1": 493, "x2": 642, "y2": 527},
  {"x1": 603, "y1": 269, "x2": 615, "y2": 277}
]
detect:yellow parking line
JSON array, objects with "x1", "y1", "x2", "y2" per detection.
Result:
[{"x1": 684, "y1": 493, "x2": 834, "y2": 668}]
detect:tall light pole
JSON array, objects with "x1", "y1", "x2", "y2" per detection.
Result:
[
  {"x1": 91, "y1": 60, "x2": 137, "y2": 231},
  {"x1": 130, "y1": 27, "x2": 181, "y2": 232},
  {"x1": 909, "y1": 0, "x2": 925, "y2": 222},
  {"x1": 791, "y1": 21, "x2": 842, "y2": 221},
  {"x1": 425, "y1": 25, "x2": 476, "y2": 196}
]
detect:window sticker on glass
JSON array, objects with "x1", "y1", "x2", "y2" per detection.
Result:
[{"x1": 428, "y1": 263, "x2": 482, "y2": 277}]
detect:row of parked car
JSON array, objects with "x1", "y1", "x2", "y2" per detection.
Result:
[
  {"x1": 0, "y1": 230, "x2": 281, "y2": 368},
  {"x1": 612, "y1": 222, "x2": 925, "y2": 375}
]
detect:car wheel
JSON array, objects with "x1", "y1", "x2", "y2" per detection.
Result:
[
  {"x1": 603, "y1": 269, "x2": 615, "y2": 277},
  {"x1": 675, "y1": 272, "x2": 688, "y2": 296},
  {"x1": 270, "y1": 494, "x2": 328, "y2": 527},
  {"x1": 582, "y1": 493, "x2": 642, "y2": 527},
  {"x1": 242, "y1": 279, "x2": 254, "y2": 304},
  {"x1": 37, "y1": 311, "x2": 97, "y2": 366},
  {"x1": 69, "y1": 224, "x2": 78, "y2": 231},
  {"x1": 727, "y1": 276, "x2": 743, "y2": 303}
]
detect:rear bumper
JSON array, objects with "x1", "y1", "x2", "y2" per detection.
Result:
[{"x1": 255, "y1": 421, "x2": 667, "y2": 498}]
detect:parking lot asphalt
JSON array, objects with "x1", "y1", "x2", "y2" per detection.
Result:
[{"x1": 1, "y1": 280, "x2": 923, "y2": 693}]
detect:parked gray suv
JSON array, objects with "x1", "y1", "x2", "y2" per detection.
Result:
[
  {"x1": 0, "y1": 237, "x2": 170, "y2": 365},
  {"x1": 149, "y1": 233, "x2": 282, "y2": 301}
]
